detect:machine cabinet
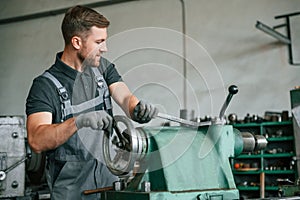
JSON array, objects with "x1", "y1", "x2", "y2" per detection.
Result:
[
  {"x1": 230, "y1": 121, "x2": 296, "y2": 199},
  {"x1": 0, "y1": 116, "x2": 26, "y2": 198}
]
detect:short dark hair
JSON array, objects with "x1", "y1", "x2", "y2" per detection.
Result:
[{"x1": 61, "y1": 5, "x2": 110, "y2": 45}]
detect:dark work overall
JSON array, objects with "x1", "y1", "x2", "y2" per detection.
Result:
[{"x1": 42, "y1": 67, "x2": 118, "y2": 200}]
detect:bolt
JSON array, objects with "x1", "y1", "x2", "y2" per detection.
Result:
[
  {"x1": 11, "y1": 132, "x2": 18, "y2": 139},
  {"x1": 0, "y1": 171, "x2": 6, "y2": 181},
  {"x1": 113, "y1": 181, "x2": 122, "y2": 191},
  {"x1": 11, "y1": 181, "x2": 18, "y2": 188},
  {"x1": 141, "y1": 181, "x2": 151, "y2": 192}
]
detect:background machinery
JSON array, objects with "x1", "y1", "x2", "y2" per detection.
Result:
[{"x1": 93, "y1": 85, "x2": 268, "y2": 200}]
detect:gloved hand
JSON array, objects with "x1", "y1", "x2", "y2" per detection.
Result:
[
  {"x1": 132, "y1": 100, "x2": 158, "y2": 123},
  {"x1": 75, "y1": 110, "x2": 112, "y2": 130}
]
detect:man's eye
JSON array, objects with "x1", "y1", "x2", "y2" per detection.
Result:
[{"x1": 97, "y1": 40, "x2": 105, "y2": 45}]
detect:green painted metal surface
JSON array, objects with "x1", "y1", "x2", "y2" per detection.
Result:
[
  {"x1": 103, "y1": 189, "x2": 239, "y2": 200},
  {"x1": 103, "y1": 125, "x2": 243, "y2": 200}
]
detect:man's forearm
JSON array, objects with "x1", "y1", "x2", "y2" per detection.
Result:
[
  {"x1": 27, "y1": 117, "x2": 77, "y2": 153},
  {"x1": 109, "y1": 82, "x2": 139, "y2": 118},
  {"x1": 128, "y1": 95, "x2": 139, "y2": 118}
]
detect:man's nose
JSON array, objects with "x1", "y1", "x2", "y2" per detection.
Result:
[{"x1": 99, "y1": 41, "x2": 107, "y2": 52}]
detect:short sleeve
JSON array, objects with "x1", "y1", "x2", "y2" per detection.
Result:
[
  {"x1": 26, "y1": 76, "x2": 58, "y2": 116},
  {"x1": 99, "y1": 57, "x2": 123, "y2": 86}
]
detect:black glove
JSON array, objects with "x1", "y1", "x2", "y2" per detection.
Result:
[
  {"x1": 132, "y1": 100, "x2": 158, "y2": 123},
  {"x1": 75, "y1": 110, "x2": 112, "y2": 130}
]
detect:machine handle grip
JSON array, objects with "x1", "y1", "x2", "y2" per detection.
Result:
[
  {"x1": 219, "y1": 85, "x2": 238, "y2": 119},
  {"x1": 228, "y1": 85, "x2": 238, "y2": 95}
]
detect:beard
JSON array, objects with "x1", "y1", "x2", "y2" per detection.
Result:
[{"x1": 77, "y1": 49, "x2": 100, "y2": 68}]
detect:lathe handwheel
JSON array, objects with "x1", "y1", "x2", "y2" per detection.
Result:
[{"x1": 103, "y1": 115, "x2": 147, "y2": 176}]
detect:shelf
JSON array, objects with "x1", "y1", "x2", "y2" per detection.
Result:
[
  {"x1": 238, "y1": 185, "x2": 280, "y2": 191},
  {"x1": 233, "y1": 170, "x2": 295, "y2": 175},
  {"x1": 231, "y1": 119, "x2": 295, "y2": 199},
  {"x1": 232, "y1": 121, "x2": 292, "y2": 128},
  {"x1": 231, "y1": 120, "x2": 297, "y2": 198},
  {"x1": 265, "y1": 186, "x2": 279, "y2": 191},
  {"x1": 264, "y1": 170, "x2": 294, "y2": 174},
  {"x1": 263, "y1": 153, "x2": 295, "y2": 158},
  {"x1": 237, "y1": 186, "x2": 260, "y2": 191},
  {"x1": 267, "y1": 136, "x2": 294, "y2": 141},
  {"x1": 233, "y1": 123, "x2": 261, "y2": 127},
  {"x1": 233, "y1": 170, "x2": 261, "y2": 175},
  {"x1": 235, "y1": 154, "x2": 262, "y2": 159},
  {"x1": 262, "y1": 121, "x2": 292, "y2": 126}
]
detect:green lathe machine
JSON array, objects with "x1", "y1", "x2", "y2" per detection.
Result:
[{"x1": 98, "y1": 86, "x2": 268, "y2": 200}]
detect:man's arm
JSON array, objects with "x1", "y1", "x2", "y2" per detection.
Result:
[
  {"x1": 109, "y1": 82, "x2": 158, "y2": 123},
  {"x1": 27, "y1": 112, "x2": 77, "y2": 153},
  {"x1": 109, "y1": 81, "x2": 139, "y2": 118},
  {"x1": 27, "y1": 110, "x2": 113, "y2": 153}
]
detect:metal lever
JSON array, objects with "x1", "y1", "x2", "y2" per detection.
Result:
[
  {"x1": 219, "y1": 85, "x2": 238, "y2": 119},
  {"x1": 0, "y1": 157, "x2": 27, "y2": 181},
  {"x1": 157, "y1": 112, "x2": 211, "y2": 128}
]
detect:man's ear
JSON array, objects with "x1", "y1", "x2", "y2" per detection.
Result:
[{"x1": 71, "y1": 36, "x2": 82, "y2": 50}]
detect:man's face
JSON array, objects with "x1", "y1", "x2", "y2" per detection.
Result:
[{"x1": 78, "y1": 26, "x2": 108, "y2": 67}]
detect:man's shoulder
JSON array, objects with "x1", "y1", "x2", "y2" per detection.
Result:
[
  {"x1": 30, "y1": 66, "x2": 64, "y2": 96},
  {"x1": 26, "y1": 70, "x2": 60, "y2": 117},
  {"x1": 33, "y1": 68, "x2": 55, "y2": 83},
  {"x1": 99, "y1": 57, "x2": 114, "y2": 72},
  {"x1": 100, "y1": 57, "x2": 111, "y2": 65},
  {"x1": 30, "y1": 74, "x2": 56, "y2": 98}
]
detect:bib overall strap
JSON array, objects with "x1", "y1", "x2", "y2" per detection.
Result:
[
  {"x1": 91, "y1": 67, "x2": 112, "y2": 111},
  {"x1": 42, "y1": 72, "x2": 71, "y2": 122}
]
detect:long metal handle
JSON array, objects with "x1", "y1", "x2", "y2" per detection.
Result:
[
  {"x1": 157, "y1": 112, "x2": 211, "y2": 128},
  {"x1": 0, "y1": 156, "x2": 28, "y2": 181},
  {"x1": 219, "y1": 85, "x2": 238, "y2": 119},
  {"x1": 83, "y1": 186, "x2": 113, "y2": 195},
  {"x1": 4, "y1": 157, "x2": 27, "y2": 174}
]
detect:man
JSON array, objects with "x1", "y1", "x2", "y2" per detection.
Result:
[{"x1": 26, "y1": 5, "x2": 157, "y2": 200}]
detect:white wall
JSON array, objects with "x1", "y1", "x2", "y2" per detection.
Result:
[{"x1": 0, "y1": 0, "x2": 299, "y2": 124}]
